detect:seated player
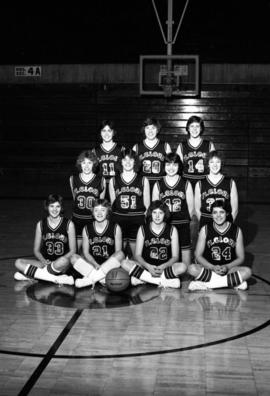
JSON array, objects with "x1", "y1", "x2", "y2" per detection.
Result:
[
  {"x1": 188, "y1": 200, "x2": 252, "y2": 291},
  {"x1": 70, "y1": 199, "x2": 124, "y2": 288},
  {"x1": 14, "y1": 194, "x2": 76, "y2": 285},
  {"x1": 121, "y1": 200, "x2": 187, "y2": 288}
]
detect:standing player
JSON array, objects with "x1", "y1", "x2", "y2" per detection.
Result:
[
  {"x1": 70, "y1": 199, "x2": 124, "y2": 288},
  {"x1": 70, "y1": 150, "x2": 106, "y2": 250},
  {"x1": 14, "y1": 194, "x2": 76, "y2": 285},
  {"x1": 195, "y1": 150, "x2": 238, "y2": 229},
  {"x1": 109, "y1": 148, "x2": 150, "y2": 257},
  {"x1": 133, "y1": 117, "x2": 171, "y2": 194},
  {"x1": 152, "y1": 152, "x2": 193, "y2": 267},
  {"x1": 121, "y1": 200, "x2": 187, "y2": 288},
  {"x1": 176, "y1": 115, "x2": 215, "y2": 190},
  {"x1": 92, "y1": 120, "x2": 125, "y2": 200},
  {"x1": 188, "y1": 200, "x2": 252, "y2": 291}
]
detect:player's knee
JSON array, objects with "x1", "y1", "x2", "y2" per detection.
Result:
[
  {"x1": 188, "y1": 263, "x2": 200, "y2": 277},
  {"x1": 70, "y1": 254, "x2": 81, "y2": 266},
  {"x1": 15, "y1": 258, "x2": 24, "y2": 271},
  {"x1": 173, "y1": 262, "x2": 187, "y2": 275},
  {"x1": 113, "y1": 250, "x2": 125, "y2": 262},
  {"x1": 54, "y1": 256, "x2": 69, "y2": 270},
  {"x1": 121, "y1": 258, "x2": 133, "y2": 272},
  {"x1": 241, "y1": 266, "x2": 252, "y2": 280}
]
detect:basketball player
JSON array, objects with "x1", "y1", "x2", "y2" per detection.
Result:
[
  {"x1": 92, "y1": 120, "x2": 125, "y2": 201},
  {"x1": 195, "y1": 150, "x2": 238, "y2": 229},
  {"x1": 121, "y1": 200, "x2": 187, "y2": 288},
  {"x1": 188, "y1": 200, "x2": 252, "y2": 291},
  {"x1": 152, "y1": 152, "x2": 193, "y2": 267},
  {"x1": 70, "y1": 199, "x2": 124, "y2": 288},
  {"x1": 14, "y1": 194, "x2": 76, "y2": 285},
  {"x1": 109, "y1": 148, "x2": 150, "y2": 257},
  {"x1": 133, "y1": 117, "x2": 171, "y2": 194},
  {"x1": 70, "y1": 150, "x2": 106, "y2": 250}
]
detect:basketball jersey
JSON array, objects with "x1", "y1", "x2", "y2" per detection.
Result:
[
  {"x1": 199, "y1": 176, "x2": 233, "y2": 220},
  {"x1": 203, "y1": 222, "x2": 239, "y2": 266},
  {"x1": 40, "y1": 217, "x2": 70, "y2": 262},
  {"x1": 112, "y1": 173, "x2": 145, "y2": 216},
  {"x1": 135, "y1": 139, "x2": 168, "y2": 182},
  {"x1": 71, "y1": 174, "x2": 104, "y2": 220},
  {"x1": 93, "y1": 143, "x2": 124, "y2": 182},
  {"x1": 84, "y1": 220, "x2": 117, "y2": 265},
  {"x1": 141, "y1": 223, "x2": 173, "y2": 266},
  {"x1": 181, "y1": 139, "x2": 212, "y2": 180},
  {"x1": 157, "y1": 176, "x2": 191, "y2": 224}
]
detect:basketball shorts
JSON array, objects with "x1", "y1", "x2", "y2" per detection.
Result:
[
  {"x1": 173, "y1": 222, "x2": 191, "y2": 250},
  {"x1": 112, "y1": 213, "x2": 145, "y2": 242},
  {"x1": 72, "y1": 217, "x2": 92, "y2": 239}
]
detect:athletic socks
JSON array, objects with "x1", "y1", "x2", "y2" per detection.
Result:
[
  {"x1": 73, "y1": 257, "x2": 94, "y2": 277},
  {"x1": 130, "y1": 264, "x2": 180, "y2": 288},
  {"x1": 24, "y1": 264, "x2": 74, "y2": 285},
  {"x1": 195, "y1": 268, "x2": 243, "y2": 289}
]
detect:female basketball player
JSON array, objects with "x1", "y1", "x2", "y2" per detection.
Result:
[
  {"x1": 194, "y1": 150, "x2": 239, "y2": 228},
  {"x1": 70, "y1": 199, "x2": 124, "y2": 288},
  {"x1": 14, "y1": 194, "x2": 76, "y2": 285},
  {"x1": 92, "y1": 120, "x2": 125, "y2": 200},
  {"x1": 133, "y1": 117, "x2": 172, "y2": 194},
  {"x1": 188, "y1": 200, "x2": 252, "y2": 291},
  {"x1": 70, "y1": 150, "x2": 106, "y2": 250},
  {"x1": 121, "y1": 200, "x2": 187, "y2": 288},
  {"x1": 176, "y1": 115, "x2": 215, "y2": 191},
  {"x1": 109, "y1": 148, "x2": 150, "y2": 257},
  {"x1": 152, "y1": 152, "x2": 194, "y2": 267}
]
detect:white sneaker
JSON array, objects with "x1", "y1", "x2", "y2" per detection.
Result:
[
  {"x1": 75, "y1": 276, "x2": 93, "y2": 288},
  {"x1": 234, "y1": 281, "x2": 248, "y2": 290},
  {"x1": 160, "y1": 273, "x2": 181, "y2": 289},
  {"x1": 55, "y1": 274, "x2": 74, "y2": 286},
  {"x1": 131, "y1": 276, "x2": 145, "y2": 286},
  {"x1": 14, "y1": 272, "x2": 30, "y2": 281},
  {"x1": 188, "y1": 280, "x2": 210, "y2": 291}
]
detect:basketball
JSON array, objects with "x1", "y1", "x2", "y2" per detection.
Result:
[{"x1": 105, "y1": 268, "x2": 130, "y2": 293}]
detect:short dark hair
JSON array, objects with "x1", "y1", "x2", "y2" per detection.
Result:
[
  {"x1": 118, "y1": 148, "x2": 141, "y2": 173},
  {"x1": 186, "y1": 115, "x2": 205, "y2": 134},
  {"x1": 164, "y1": 152, "x2": 183, "y2": 174},
  {"x1": 76, "y1": 150, "x2": 99, "y2": 173},
  {"x1": 141, "y1": 117, "x2": 161, "y2": 134},
  {"x1": 146, "y1": 200, "x2": 171, "y2": 222},
  {"x1": 44, "y1": 194, "x2": 64, "y2": 214},
  {"x1": 98, "y1": 120, "x2": 117, "y2": 138},
  {"x1": 210, "y1": 199, "x2": 229, "y2": 214}
]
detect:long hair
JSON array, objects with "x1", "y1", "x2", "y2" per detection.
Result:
[
  {"x1": 75, "y1": 150, "x2": 99, "y2": 173},
  {"x1": 186, "y1": 115, "x2": 205, "y2": 135},
  {"x1": 146, "y1": 200, "x2": 171, "y2": 223}
]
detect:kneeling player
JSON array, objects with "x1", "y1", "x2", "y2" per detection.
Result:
[
  {"x1": 188, "y1": 200, "x2": 252, "y2": 291},
  {"x1": 121, "y1": 200, "x2": 187, "y2": 288},
  {"x1": 70, "y1": 199, "x2": 124, "y2": 288},
  {"x1": 14, "y1": 194, "x2": 76, "y2": 285}
]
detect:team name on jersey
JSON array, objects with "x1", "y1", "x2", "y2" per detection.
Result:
[
  {"x1": 183, "y1": 151, "x2": 207, "y2": 161},
  {"x1": 42, "y1": 233, "x2": 68, "y2": 242},
  {"x1": 89, "y1": 236, "x2": 114, "y2": 245},
  {"x1": 116, "y1": 186, "x2": 142, "y2": 195},
  {"x1": 100, "y1": 154, "x2": 118, "y2": 161},
  {"x1": 207, "y1": 236, "x2": 236, "y2": 248},
  {"x1": 201, "y1": 188, "x2": 229, "y2": 200},
  {"x1": 139, "y1": 151, "x2": 164, "y2": 160},
  {"x1": 74, "y1": 186, "x2": 99, "y2": 195},
  {"x1": 145, "y1": 237, "x2": 171, "y2": 247},
  {"x1": 160, "y1": 190, "x2": 185, "y2": 199}
]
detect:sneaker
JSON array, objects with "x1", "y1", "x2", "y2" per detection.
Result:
[
  {"x1": 188, "y1": 280, "x2": 210, "y2": 291},
  {"x1": 14, "y1": 272, "x2": 30, "y2": 281},
  {"x1": 55, "y1": 274, "x2": 74, "y2": 286},
  {"x1": 160, "y1": 273, "x2": 181, "y2": 289},
  {"x1": 131, "y1": 276, "x2": 145, "y2": 286},
  {"x1": 234, "y1": 281, "x2": 248, "y2": 291},
  {"x1": 75, "y1": 276, "x2": 93, "y2": 288}
]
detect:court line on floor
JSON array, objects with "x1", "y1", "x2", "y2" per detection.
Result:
[{"x1": 17, "y1": 309, "x2": 83, "y2": 396}]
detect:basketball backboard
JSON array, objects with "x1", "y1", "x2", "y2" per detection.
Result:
[{"x1": 139, "y1": 55, "x2": 200, "y2": 97}]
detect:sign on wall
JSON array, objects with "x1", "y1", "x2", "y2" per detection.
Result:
[{"x1": 15, "y1": 66, "x2": 42, "y2": 77}]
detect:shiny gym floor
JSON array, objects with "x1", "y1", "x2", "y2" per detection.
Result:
[{"x1": 0, "y1": 200, "x2": 269, "y2": 396}]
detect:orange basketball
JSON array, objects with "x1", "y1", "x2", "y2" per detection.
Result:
[{"x1": 105, "y1": 268, "x2": 130, "y2": 293}]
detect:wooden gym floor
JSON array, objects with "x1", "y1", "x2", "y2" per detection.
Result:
[{"x1": 0, "y1": 199, "x2": 269, "y2": 396}]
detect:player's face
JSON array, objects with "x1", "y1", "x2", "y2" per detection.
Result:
[
  {"x1": 122, "y1": 155, "x2": 135, "y2": 171},
  {"x1": 165, "y1": 162, "x2": 179, "y2": 176},
  {"x1": 209, "y1": 157, "x2": 221, "y2": 174},
  {"x1": 48, "y1": 202, "x2": 62, "y2": 218},
  {"x1": 81, "y1": 158, "x2": 93, "y2": 174},
  {"x1": 101, "y1": 125, "x2": 114, "y2": 142},
  {"x1": 188, "y1": 122, "x2": 201, "y2": 138},
  {"x1": 144, "y1": 124, "x2": 158, "y2": 140},
  {"x1": 152, "y1": 208, "x2": 165, "y2": 224},
  {"x1": 212, "y1": 207, "x2": 227, "y2": 225},
  {"x1": 93, "y1": 205, "x2": 108, "y2": 222}
]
